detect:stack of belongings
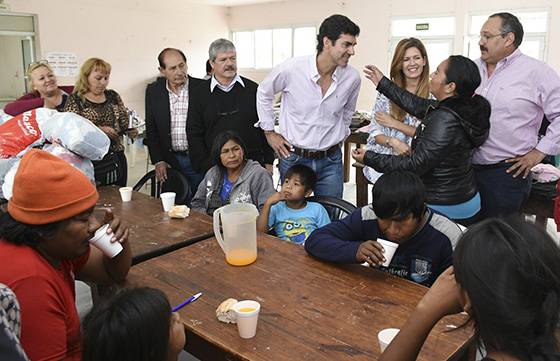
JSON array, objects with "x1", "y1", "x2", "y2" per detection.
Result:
[{"x1": 0, "y1": 108, "x2": 110, "y2": 200}]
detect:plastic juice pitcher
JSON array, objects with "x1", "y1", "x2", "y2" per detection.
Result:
[{"x1": 213, "y1": 203, "x2": 258, "y2": 266}]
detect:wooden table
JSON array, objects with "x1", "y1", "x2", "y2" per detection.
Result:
[
  {"x1": 127, "y1": 233, "x2": 472, "y2": 361},
  {"x1": 97, "y1": 186, "x2": 214, "y2": 265}
]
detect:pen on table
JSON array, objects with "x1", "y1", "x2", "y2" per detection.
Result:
[{"x1": 172, "y1": 292, "x2": 202, "y2": 312}]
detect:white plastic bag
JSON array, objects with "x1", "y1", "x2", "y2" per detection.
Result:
[
  {"x1": 39, "y1": 111, "x2": 110, "y2": 161},
  {"x1": 1, "y1": 159, "x2": 19, "y2": 200},
  {"x1": 0, "y1": 110, "x2": 12, "y2": 125},
  {"x1": 0, "y1": 108, "x2": 110, "y2": 161},
  {"x1": 0, "y1": 158, "x2": 18, "y2": 199},
  {"x1": 42, "y1": 143, "x2": 95, "y2": 183}
]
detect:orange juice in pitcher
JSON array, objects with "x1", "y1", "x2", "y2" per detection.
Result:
[{"x1": 213, "y1": 203, "x2": 258, "y2": 266}]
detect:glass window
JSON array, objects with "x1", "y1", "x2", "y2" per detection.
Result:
[
  {"x1": 273, "y1": 28, "x2": 292, "y2": 67},
  {"x1": 470, "y1": 12, "x2": 547, "y2": 34},
  {"x1": 255, "y1": 29, "x2": 272, "y2": 69},
  {"x1": 232, "y1": 26, "x2": 316, "y2": 69},
  {"x1": 233, "y1": 31, "x2": 254, "y2": 68},
  {"x1": 0, "y1": 14, "x2": 34, "y2": 32},
  {"x1": 390, "y1": 16, "x2": 455, "y2": 73},
  {"x1": 466, "y1": 10, "x2": 548, "y2": 61},
  {"x1": 424, "y1": 41, "x2": 453, "y2": 70},
  {"x1": 294, "y1": 26, "x2": 316, "y2": 57}
]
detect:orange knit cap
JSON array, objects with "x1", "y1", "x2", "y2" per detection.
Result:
[{"x1": 8, "y1": 149, "x2": 99, "y2": 225}]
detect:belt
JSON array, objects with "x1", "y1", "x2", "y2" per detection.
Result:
[
  {"x1": 292, "y1": 144, "x2": 339, "y2": 160},
  {"x1": 172, "y1": 149, "x2": 189, "y2": 154},
  {"x1": 472, "y1": 161, "x2": 509, "y2": 170}
]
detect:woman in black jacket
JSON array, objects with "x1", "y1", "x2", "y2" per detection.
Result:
[{"x1": 353, "y1": 56, "x2": 490, "y2": 225}]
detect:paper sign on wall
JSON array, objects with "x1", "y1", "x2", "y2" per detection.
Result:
[{"x1": 45, "y1": 52, "x2": 79, "y2": 77}]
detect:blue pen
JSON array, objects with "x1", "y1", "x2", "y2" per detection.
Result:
[{"x1": 172, "y1": 292, "x2": 202, "y2": 312}]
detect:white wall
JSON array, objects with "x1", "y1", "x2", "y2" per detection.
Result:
[
  {"x1": 5, "y1": 0, "x2": 559, "y2": 113},
  {"x1": 229, "y1": 0, "x2": 560, "y2": 110},
  {"x1": 6, "y1": 0, "x2": 229, "y2": 117}
]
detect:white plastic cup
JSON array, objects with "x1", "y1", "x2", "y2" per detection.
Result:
[
  {"x1": 378, "y1": 328, "x2": 399, "y2": 353},
  {"x1": 233, "y1": 300, "x2": 261, "y2": 339},
  {"x1": 89, "y1": 224, "x2": 123, "y2": 258},
  {"x1": 160, "y1": 192, "x2": 176, "y2": 212},
  {"x1": 119, "y1": 187, "x2": 132, "y2": 202},
  {"x1": 377, "y1": 239, "x2": 399, "y2": 267}
]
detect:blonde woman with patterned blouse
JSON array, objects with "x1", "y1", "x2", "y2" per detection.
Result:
[
  {"x1": 363, "y1": 38, "x2": 431, "y2": 183},
  {"x1": 64, "y1": 58, "x2": 135, "y2": 186}
]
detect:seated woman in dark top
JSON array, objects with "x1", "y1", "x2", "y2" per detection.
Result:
[
  {"x1": 379, "y1": 218, "x2": 560, "y2": 361},
  {"x1": 353, "y1": 56, "x2": 490, "y2": 225},
  {"x1": 191, "y1": 131, "x2": 275, "y2": 215},
  {"x1": 4, "y1": 60, "x2": 73, "y2": 116},
  {"x1": 64, "y1": 58, "x2": 135, "y2": 186}
]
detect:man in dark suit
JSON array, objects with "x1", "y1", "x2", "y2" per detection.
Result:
[
  {"x1": 187, "y1": 39, "x2": 274, "y2": 173},
  {"x1": 145, "y1": 48, "x2": 204, "y2": 202}
]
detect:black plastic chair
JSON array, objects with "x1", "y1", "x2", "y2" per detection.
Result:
[
  {"x1": 133, "y1": 168, "x2": 190, "y2": 205},
  {"x1": 93, "y1": 151, "x2": 128, "y2": 187},
  {"x1": 306, "y1": 195, "x2": 357, "y2": 221}
]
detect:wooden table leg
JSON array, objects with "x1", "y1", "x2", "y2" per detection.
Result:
[{"x1": 354, "y1": 163, "x2": 368, "y2": 207}]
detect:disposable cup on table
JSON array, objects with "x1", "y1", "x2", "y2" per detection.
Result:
[
  {"x1": 119, "y1": 187, "x2": 132, "y2": 202},
  {"x1": 233, "y1": 300, "x2": 261, "y2": 339},
  {"x1": 160, "y1": 192, "x2": 176, "y2": 212},
  {"x1": 377, "y1": 239, "x2": 399, "y2": 267},
  {"x1": 378, "y1": 328, "x2": 399, "y2": 353},
  {"x1": 89, "y1": 224, "x2": 123, "y2": 258}
]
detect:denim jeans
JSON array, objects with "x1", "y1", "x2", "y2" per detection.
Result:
[
  {"x1": 474, "y1": 163, "x2": 532, "y2": 219},
  {"x1": 279, "y1": 147, "x2": 343, "y2": 198},
  {"x1": 174, "y1": 152, "x2": 204, "y2": 204}
]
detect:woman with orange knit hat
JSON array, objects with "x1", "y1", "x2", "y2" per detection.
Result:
[{"x1": 0, "y1": 149, "x2": 132, "y2": 361}]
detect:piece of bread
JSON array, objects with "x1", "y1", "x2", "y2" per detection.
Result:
[
  {"x1": 216, "y1": 298, "x2": 238, "y2": 323},
  {"x1": 168, "y1": 205, "x2": 190, "y2": 218}
]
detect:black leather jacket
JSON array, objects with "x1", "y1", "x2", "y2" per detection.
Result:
[{"x1": 364, "y1": 77, "x2": 490, "y2": 205}]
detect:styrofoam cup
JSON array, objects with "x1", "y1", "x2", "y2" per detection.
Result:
[
  {"x1": 378, "y1": 328, "x2": 399, "y2": 353},
  {"x1": 160, "y1": 192, "x2": 176, "y2": 212},
  {"x1": 89, "y1": 224, "x2": 123, "y2": 258},
  {"x1": 119, "y1": 187, "x2": 132, "y2": 202},
  {"x1": 233, "y1": 300, "x2": 261, "y2": 339},
  {"x1": 377, "y1": 239, "x2": 399, "y2": 267}
]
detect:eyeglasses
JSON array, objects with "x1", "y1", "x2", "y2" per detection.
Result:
[{"x1": 479, "y1": 32, "x2": 505, "y2": 42}]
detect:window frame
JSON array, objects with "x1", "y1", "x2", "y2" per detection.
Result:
[
  {"x1": 388, "y1": 15, "x2": 456, "y2": 73},
  {"x1": 230, "y1": 24, "x2": 317, "y2": 71},
  {"x1": 464, "y1": 8, "x2": 550, "y2": 61}
]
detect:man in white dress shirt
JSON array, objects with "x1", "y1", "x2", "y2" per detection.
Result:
[{"x1": 257, "y1": 14, "x2": 361, "y2": 198}]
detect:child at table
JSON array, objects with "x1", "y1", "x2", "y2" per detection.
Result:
[
  {"x1": 82, "y1": 287, "x2": 186, "y2": 361},
  {"x1": 305, "y1": 170, "x2": 461, "y2": 287},
  {"x1": 379, "y1": 218, "x2": 560, "y2": 361},
  {"x1": 257, "y1": 165, "x2": 330, "y2": 245}
]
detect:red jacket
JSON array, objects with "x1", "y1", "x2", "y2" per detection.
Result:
[{"x1": 4, "y1": 86, "x2": 74, "y2": 116}]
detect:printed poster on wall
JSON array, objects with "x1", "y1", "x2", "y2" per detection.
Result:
[{"x1": 45, "y1": 52, "x2": 79, "y2": 77}]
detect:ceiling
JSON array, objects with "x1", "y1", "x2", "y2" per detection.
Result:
[{"x1": 190, "y1": 0, "x2": 284, "y2": 6}]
